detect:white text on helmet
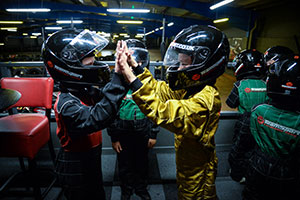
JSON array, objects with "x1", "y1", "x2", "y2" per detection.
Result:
[{"x1": 172, "y1": 42, "x2": 195, "y2": 51}]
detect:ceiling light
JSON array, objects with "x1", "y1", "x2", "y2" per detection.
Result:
[
  {"x1": 107, "y1": 8, "x2": 150, "y2": 13},
  {"x1": 213, "y1": 18, "x2": 229, "y2": 23},
  {"x1": 45, "y1": 27, "x2": 62, "y2": 30},
  {"x1": 0, "y1": 27, "x2": 17, "y2": 30},
  {"x1": 145, "y1": 30, "x2": 154, "y2": 36},
  {"x1": 97, "y1": 32, "x2": 111, "y2": 38},
  {"x1": 116, "y1": 20, "x2": 143, "y2": 24},
  {"x1": 6, "y1": 8, "x2": 51, "y2": 12},
  {"x1": 210, "y1": 0, "x2": 234, "y2": 10},
  {"x1": 135, "y1": 34, "x2": 143, "y2": 38},
  {"x1": 0, "y1": 21, "x2": 23, "y2": 24},
  {"x1": 32, "y1": 33, "x2": 41, "y2": 36},
  {"x1": 119, "y1": 33, "x2": 129, "y2": 36},
  {"x1": 56, "y1": 20, "x2": 83, "y2": 24},
  {"x1": 0, "y1": 43, "x2": 4, "y2": 46},
  {"x1": 167, "y1": 22, "x2": 174, "y2": 27}
]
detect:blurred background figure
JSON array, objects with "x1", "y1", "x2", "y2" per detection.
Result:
[
  {"x1": 107, "y1": 39, "x2": 159, "y2": 200},
  {"x1": 243, "y1": 55, "x2": 300, "y2": 200},
  {"x1": 226, "y1": 49, "x2": 268, "y2": 183}
]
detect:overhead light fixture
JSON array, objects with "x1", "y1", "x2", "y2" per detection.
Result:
[
  {"x1": 7, "y1": 29, "x2": 17, "y2": 32},
  {"x1": 145, "y1": 30, "x2": 155, "y2": 36},
  {"x1": 135, "y1": 34, "x2": 144, "y2": 38},
  {"x1": 167, "y1": 22, "x2": 174, "y2": 27},
  {"x1": 45, "y1": 27, "x2": 62, "y2": 30},
  {"x1": 107, "y1": 8, "x2": 150, "y2": 13},
  {"x1": 32, "y1": 33, "x2": 40, "y2": 35},
  {"x1": 56, "y1": 20, "x2": 83, "y2": 24},
  {"x1": 97, "y1": 31, "x2": 111, "y2": 38},
  {"x1": 213, "y1": 18, "x2": 229, "y2": 23},
  {"x1": 6, "y1": 8, "x2": 51, "y2": 12},
  {"x1": 116, "y1": 20, "x2": 143, "y2": 24},
  {"x1": 0, "y1": 43, "x2": 4, "y2": 46},
  {"x1": 119, "y1": 33, "x2": 130, "y2": 38},
  {"x1": 210, "y1": 0, "x2": 234, "y2": 10},
  {"x1": 0, "y1": 21, "x2": 23, "y2": 24},
  {"x1": 0, "y1": 27, "x2": 17, "y2": 30}
]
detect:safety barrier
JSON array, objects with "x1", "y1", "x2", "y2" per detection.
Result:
[{"x1": 0, "y1": 61, "x2": 238, "y2": 151}]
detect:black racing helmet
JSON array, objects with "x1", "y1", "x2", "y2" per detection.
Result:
[
  {"x1": 125, "y1": 39, "x2": 150, "y2": 69},
  {"x1": 264, "y1": 46, "x2": 294, "y2": 68},
  {"x1": 233, "y1": 49, "x2": 265, "y2": 80},
  {"x1": 42, "y1": 29, "x2": 111, "y2": 87},
  {"x1": 164, "y1": 25, "x2": 229, "y2": 90},
  {"x1": 267, "y1": 55, "x2": 300, "y2": 100}
]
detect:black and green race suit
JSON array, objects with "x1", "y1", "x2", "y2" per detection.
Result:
[
  {"x1": 243, "y1": 103, "x2": 300, "y2": 200},
  {"x1": 226, "y1": 79, "x2": 267, "y2": 181}
]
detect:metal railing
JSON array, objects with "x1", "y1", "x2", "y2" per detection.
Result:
[{"x1": 0, "y1": 60, "x2": 239, "y2": 121}]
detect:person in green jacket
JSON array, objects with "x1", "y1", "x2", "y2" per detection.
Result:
[
  {"x1": 243, "y1": 55, "x2": 300, "y2": 200},
  {"x1": 226, "y1": 49, "x2": 267, "y2": 183},
  {"x1": 107, "y1": 39, "x2": 159, "y2": 200}
]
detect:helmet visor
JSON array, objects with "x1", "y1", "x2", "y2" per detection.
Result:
[
  {"x1": 163, "y1": 42, "x2": 210, "y2": 71},
  {"x1": 130, "y1": 47, "x2": 150, "y2": 68},
  {"x1": 61, "y1": 30, "x2": 109, "y2": 62}
]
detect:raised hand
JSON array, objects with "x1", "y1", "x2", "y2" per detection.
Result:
[
  {"x1": 127, "y1": 49, "x2": 139, "y2": 68},
  {"x1": 114, "y1": 40, "x2": 122, "y2": 74},
  {"x1": 117, "y1": 41, "x2": 137, "y2": 83}
]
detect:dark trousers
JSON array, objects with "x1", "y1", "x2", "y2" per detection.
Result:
[
  {"x1": 243, "y1": 148, "x2": 300, "y2": 200},
  {"x1": 55, "y1": 145, "x2": 106, "y2": 200},
  {"x1": 228, "y1": 112, "x2": 255, "y2": 181},
  {"x1": 117, "y1": 130, "x2": 150, "y2": 195}
]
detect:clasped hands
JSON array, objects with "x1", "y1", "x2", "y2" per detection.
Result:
[{"x1": 115, "y1": 40, "x2": 138, "y2": 84}]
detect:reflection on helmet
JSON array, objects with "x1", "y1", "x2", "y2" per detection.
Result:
[
  {"x1": 233, "y1": 49, "x2": 265, "y2": 80},
  {"x1": 267, "y1": 55, "x2": 300, "y2": 101},
  {"x1": 164, "y1": 25, "x2": 229, "y2": 90},
  {"x1": 264, "y1": 46, "x2": 294, "y2": 68},
  {"x1": 41, "y1": 29, "x2": 111, "y2": 88},
  {"x1": 125, "y1": 39, "x2": 150, "y2": 69}
]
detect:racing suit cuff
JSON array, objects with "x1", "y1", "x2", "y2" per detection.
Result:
[
  {"x1": 129, "y1": 78, "x2": 143, "y2": 92},
  {"x1": 149, "y1": 132, "x2": 158, "y2": 139},
  {"x1": 112, "y1": 72, "x2": 129, "y2": 88},
  {"x1": 133, "y1": 64, "x2": 144, "y2": 75}
]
